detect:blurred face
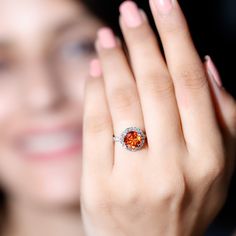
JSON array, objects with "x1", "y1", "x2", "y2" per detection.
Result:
[{"x1": 0, "y1": 0, "x2": 103, "y2": 207}]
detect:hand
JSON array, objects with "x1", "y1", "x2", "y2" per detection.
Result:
[{"x1": 80, "y1": 0, "x2": 236, "y2": 235}]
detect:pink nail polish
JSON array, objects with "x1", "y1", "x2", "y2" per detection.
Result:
[
  {"x1": 90, "y1": 59, "x2": 102, "y2": 77},
  {"x1": 139, "y1": 9, "x2": 148, "y2": 22},
  {"x1": 98, "y1": 28, "x2": 117, "y2": 49},
  {"x1": 119, "y1": 1, "x2": 143, "y2": 28},
  {"x1": 155, "y1": 0, "x2": 173, "y2": 14},
  {"x1": 205, "y1": 55, "x2": 223, "y2": 87}
]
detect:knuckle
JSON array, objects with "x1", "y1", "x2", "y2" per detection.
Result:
[
  {"x1": 155, "y1": 178, "x2": 185, "y2": 203},
  {"x1": 113, "y1": 189, "x2": 147, "y2": 219},
  {"x1": 111, "y1": 179, "x2": 142, "y2": 208},
  {"x1": 128, "y1": 25, "x2": 156, "y2": 48},
  {"x1": 84, "y1": 115, "x2": 110, "y2": 134},
  {"x1": 100, "y1": 46, "x2": 120, "y2": 58},
  {"x1": 210, "y1": 160, "x2": 226, "y2": 179},
  {"x1": 175, "y1": 67, "x2": 208, "y2": 90},
  {"x1": 161, "y1": 19, "x2": 188, "y2": 35},
  {"x1": 140, "y1": 74, "x2": 174, "y2": 98},
  {"x1": 110, "y1": 86, "x2": 138, "y2": 111},
  {"x1": 116, "y1": 191, "x2": 140, "y2": 208},
  {"x1": 112, "y1": 180, "x2": 140, "y2": 206},
  {"x1": 200, "y1": 158, "x2": 226, "y2": 183},
  {"x1": 175, "y1": 177, "x2": 187, "y2": 200},
  {"x1": 157, "y1": 184, "x2": 176, "y2": 202}
]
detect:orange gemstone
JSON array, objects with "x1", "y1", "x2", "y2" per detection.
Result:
[{"x1": 124, "y1": 131, "x2": 142, "y2": 150}]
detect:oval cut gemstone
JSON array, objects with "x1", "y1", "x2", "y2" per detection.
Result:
[{"x1": 124, "y1": 131, "x2": 142, "y2": 150}]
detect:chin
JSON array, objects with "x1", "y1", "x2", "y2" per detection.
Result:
[
  {"x1": 23, "y1": 158, "x2": 83, "y2": 209},
  {"x1": 0, "y1": 150, "x2": 83, "y2": 210},
  {"x1": 35, "y1": 171, "x2": 82, "y2": 208},
  {"x1": 34, "y1": 185, "x2": 81, "y2": 209}
]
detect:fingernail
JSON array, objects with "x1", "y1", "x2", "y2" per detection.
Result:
[
  {"x1": 205, "y1": 55, "x2": 223, "y2": 88},
  {"x1": 97, "y1": 28, "x2": 117, "y2": 49},
  {"x1": 139, "y1": 9, "x2": 148, "y2": 22},
  {"x1": 89, "y1": 59, "x2": 102, "y2": 77},
  {"x1": 119, "y1": 1, "x2": 143, "y2": 28},
  {"x1": 155, "y1": 0, "x2": 173, "y2": 14}
]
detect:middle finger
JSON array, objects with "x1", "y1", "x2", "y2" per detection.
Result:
[{"x1": 119, "y1": 1, "x2": 184, "y2": 151}]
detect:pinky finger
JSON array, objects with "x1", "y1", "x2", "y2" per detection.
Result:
[
  {"x1": 205, "y1": 56, "x2": 236, "y2": 175},
  {"x1": 205, "y1": 56, "x2": 236, "y2": 138},
  {"x1": 82, "y1": 59, "x2": 114, "y2": 177}
]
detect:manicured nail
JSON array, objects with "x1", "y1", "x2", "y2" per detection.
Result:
[
  {"x1": 89, "y1": 59, "x2": 102, "y2": 77},
  {"x1": 119, "y1": 1, "x2": 143, "y2": 28},
  {"x1": 205, "y1": 55, "x2": 223, "y2": 87},
  {"x1": 97, "y1": 28, "x2": 117, "y2": 49},
  {"x1": 139, "y1": 9, "x2": 148, "y2": 22},
  {"x1": 155, "y1": 0, "x2": 173, "y2": 14}
]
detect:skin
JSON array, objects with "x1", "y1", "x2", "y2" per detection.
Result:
[
  {"x1": 0, "y1": 0, "x2": 103, "y2": 235},
  {"x1": 0, "y1": 0, "x2": 235, "y2": 236},
  {"x1": 81, "y1": 0, "x2": 236, "y2": 236}
]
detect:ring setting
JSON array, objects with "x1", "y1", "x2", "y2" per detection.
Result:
[{"x1": 113, "y1": 127, "x2": 146, "y2": 152}]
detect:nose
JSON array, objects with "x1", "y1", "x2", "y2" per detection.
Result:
[{"x1": 22, "y1": 62, "x2": 64, "y2": 113}]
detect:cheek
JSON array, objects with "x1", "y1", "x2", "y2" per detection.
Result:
[
  {"x1": 0, "y1": 152, "x2": 82, "y2": 206},
  {"x1": 0, "y1": 85, "x2": 20, "y2": 120},
  {"x1": 0, "y1": 83, "x2": 22, "y2": 151},
  {"x1": 0, "y1": 84, "x2": 22, "y2": 152},
  {"x1": 0, "y1": 85, "x2": 22, "y2": 188},
  {"x1": 59, "y1": 56, "x2": 92, "y2": 103}
]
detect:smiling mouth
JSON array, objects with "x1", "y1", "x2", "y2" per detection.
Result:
[{"x1": 16, "y1": 128, "x2": 82, "y2": 160}]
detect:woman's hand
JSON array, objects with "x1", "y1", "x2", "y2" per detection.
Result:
[{"x1": 80, "y1": 0, "x2": 236, "y2": 235}]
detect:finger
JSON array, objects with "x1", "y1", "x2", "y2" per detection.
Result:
[
  {"x1": 205, "y1": 56, "x2": 236, "y2": 138},
  {"x1": 149, "y1": 0, "x2": 220, "y2": 147},
  {"x1": 83, "y1": 59, "x2": 113, "y2": 176},
  {"x1": 205, "y1": 56, "x2": 236, "y2": 176},
  {"x1": 119, "y1": 1, "x2": 184, "y2": 151},
  {"x1": 96, "y1": 28, "x2": 146, "y2": 155}
]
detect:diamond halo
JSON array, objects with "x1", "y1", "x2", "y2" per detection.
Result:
[{"x1": 113, "y1": 127, "x2": 146, "y2": 152}]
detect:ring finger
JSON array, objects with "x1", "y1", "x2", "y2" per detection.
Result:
[{"x1": 96, "y1": 28, "x2": 146, "y2": 165}]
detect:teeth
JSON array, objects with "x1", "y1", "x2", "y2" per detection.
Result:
[{"x1": 22, "y1": 132, "x2": 79, "y2": 154}]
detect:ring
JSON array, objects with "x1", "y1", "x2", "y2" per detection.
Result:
[{"x1": 113, "y1": 127, "x2": 147, "y2": 152}]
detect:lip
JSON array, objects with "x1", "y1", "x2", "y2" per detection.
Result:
[{"x1": 15, "y1": 124, "x2": 82, "y2": 161}]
